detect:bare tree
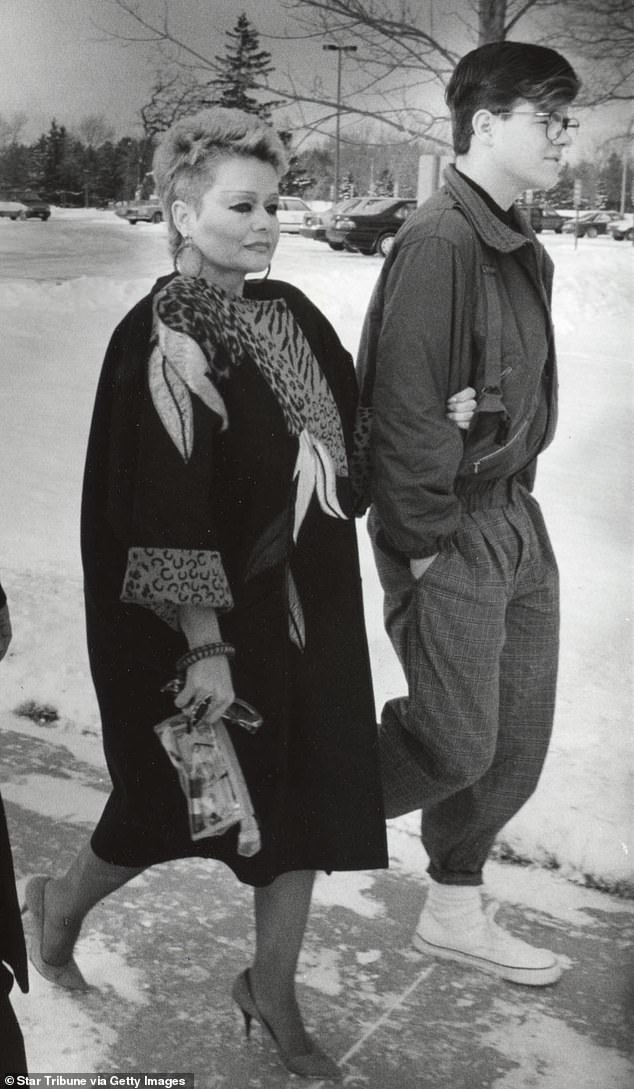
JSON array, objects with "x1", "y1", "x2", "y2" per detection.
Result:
[
  {"x1": 77, "y1": 114, "x2": 116, "y2": 147},
  {"x1": 533, "y1": 0, "x2": 634, "y2": 105},
  {"x1": 139, "y1": 70, "x2": 217, "y2": 138},
  {"x1": 278, "y1": 1, "x2": 546, "y2": 82},
  {"x1": 100, "y1": 0, "x2": 456, "y2": 146},
  {"x1": 0, "y1": 111, "x2": 28, "y2": 148},
  {"x1": 285, "y1": 0, "x2": 633, "y2": 107},
  {"x1": 100, "y1": 0, "x2": 632, "y2": 150},
  {"x1": 276, "y1": 0, "x2": 550, "y2": 144}
]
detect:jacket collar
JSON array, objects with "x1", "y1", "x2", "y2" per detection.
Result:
[{"x1": 443, "y1": 165, "x2": 535, "y2": 254}]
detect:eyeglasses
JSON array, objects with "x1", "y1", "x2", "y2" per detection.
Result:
[{"x1": 495, "y1": 109, "x2": 580, "y2": 141}]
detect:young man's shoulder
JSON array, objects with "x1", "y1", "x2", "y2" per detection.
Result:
[{"x1": 396, "y1": 189, "x2": 480, "y2": 256}]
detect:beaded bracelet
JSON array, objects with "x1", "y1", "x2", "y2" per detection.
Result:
[{"x1": 176, "y1": 641, "x2": 236, "y2": 675}]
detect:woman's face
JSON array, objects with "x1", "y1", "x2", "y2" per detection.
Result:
[{"x1": 172, "y1": 155, "x2": 281, "y2": 292}]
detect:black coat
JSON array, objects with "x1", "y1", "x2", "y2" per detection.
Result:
[
  {"x1": 0, "y1": 794, "x2": 28, "y2": 994},
  {"x1": 81, "y1": 277, "x2": 387, "y2": 885},
  {"x1": 0, "y1": 579, "x2": 27, "y2": 994}
]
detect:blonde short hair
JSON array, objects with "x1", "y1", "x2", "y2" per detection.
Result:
[{"x1": 153, "y1": 107, "x2": 288, "y2": 256}]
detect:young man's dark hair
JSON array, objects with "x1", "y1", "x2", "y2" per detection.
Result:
[{"x1": 447, "y1": 41, "x2": 580, "y2": 154}]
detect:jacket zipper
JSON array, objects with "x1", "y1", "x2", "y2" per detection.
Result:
[{"x1": 472, "y1": 417, "x2": 530, "y2": 474}]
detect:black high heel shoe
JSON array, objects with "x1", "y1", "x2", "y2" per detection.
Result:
[{"x1": 232, "y1": 969, "x2": 342, "y2": 1081}]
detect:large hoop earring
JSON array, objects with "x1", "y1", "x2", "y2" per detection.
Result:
[{"x1": 174, "y1": 236, "x2": 204, "y2": 278}]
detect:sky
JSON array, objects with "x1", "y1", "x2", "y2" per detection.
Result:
[
  {"x1": 0, "y1": 0, "x2": 629, "y2": 157},
  {"x1": 0, "y1": 0, "x2": 302, "y2": 140}
]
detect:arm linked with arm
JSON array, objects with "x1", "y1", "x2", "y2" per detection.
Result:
[{"x1": 371, "y1": 235, "x2": 471, "y2": 560}]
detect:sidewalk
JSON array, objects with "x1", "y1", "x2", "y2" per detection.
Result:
[{"x1": 2, "y1": 712, "x2": 633, "y2": 1088}]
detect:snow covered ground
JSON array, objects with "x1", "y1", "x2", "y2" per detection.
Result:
[{"x1": 0, "y1": 208, "x2": 632, "y2": 895}]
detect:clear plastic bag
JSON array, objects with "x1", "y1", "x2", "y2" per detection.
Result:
[{"x1": 154, "y1": 697, "x2": 263, "y2": 856}]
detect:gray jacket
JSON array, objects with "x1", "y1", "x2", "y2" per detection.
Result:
[{"x1": 356, "y1": 165, "x2": 557, "y2": 559}]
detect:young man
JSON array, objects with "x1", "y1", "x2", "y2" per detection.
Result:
[{"x1": 357, "y1": 42, "x2": 580, "y2": 986}]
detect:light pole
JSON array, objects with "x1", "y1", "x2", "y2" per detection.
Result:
[{"x1": 322, "y1": 43, "x2": 357, "y2": 203}]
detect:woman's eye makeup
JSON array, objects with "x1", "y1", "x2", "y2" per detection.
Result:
[{"x1": 228, "y1": 199, "x2": 280, "y2": 215}]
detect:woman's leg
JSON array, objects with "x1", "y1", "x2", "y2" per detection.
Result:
[
  {"x1": 250, "y1": 869, "x2": 315, "y2": 1056},
  {"x1": 35, "y1": 842, "x2": 145, "y2": 965}
]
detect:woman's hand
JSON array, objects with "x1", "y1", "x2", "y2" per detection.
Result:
[
  {"x1": 175, "y1": 603, "x2": 235, "y2": 721},
  {"x1": 174, "y1": 654, "x2": 235, "y2": 721},
  {"x1": 446, "y1": 386, "x2": 477, "y2": 430}
]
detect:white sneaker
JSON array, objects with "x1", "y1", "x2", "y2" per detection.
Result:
[{"x1": 413, "y1": 901, "x2": 562, "y2": 986}]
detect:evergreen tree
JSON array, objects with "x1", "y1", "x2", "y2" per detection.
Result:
[
  {"x1": 41, "y1": 120, "x2": 73, "y2": 200},
  {"x1": 593, "y1": 178, "x2": 608, "y2": 209},
  {"x1": 211, "y1": 13, "x2": 281, "y2": 120},
  {"x1": 377, "y1": 167, "x2": 394, "y2": 196},
  {"x1": 575, "y1": 160, "x2": 600, "y2": 209},
  {"x1": 296, "y1": 144, "x2": 334, "y2": 200},
  {"x1": 0, "y1": 126, "x2": 158, "y2": 205},
  {"x1": 58, "y1": 134, "x2": 86, "y2": 204},
  {"x1": 0, "y1": 141, "x2": 30, "y2": 190},
  {"x1": 548, "y1": 163, "x2": 575, "y2": 208},
  {"x1": 600, "y1": 151, "x2": 624, "y2": 210},
  {"x1": 44, "y1": 121, "x2": 64, "y2": 192},
  {"x1": 28, "y1": 135, "x2": 48, "y2": 193},
  {"x1": 278, "y1": 130, "x2": 312, "y2": 195},
  {"x1": 93, "y1": 142, "x2": 117, "y2": 203},
  {"x1": 116, "y1": 136, "x2": 154, "y2": 200},
  {"x1": 339, "y1": 171, "x2": 356, "y2": 199}
]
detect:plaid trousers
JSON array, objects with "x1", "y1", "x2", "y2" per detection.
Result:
[{"x1": 369, "y1": 485, "x2": 559, "y2": 886}]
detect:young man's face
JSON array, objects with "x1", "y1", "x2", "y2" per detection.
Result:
[{"x1": 490, "y1": 98, "x2": 574, "y2": 194}]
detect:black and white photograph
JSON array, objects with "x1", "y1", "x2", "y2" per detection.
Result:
[{"x1": 0, "y1": 1, "x2": 632, "y2": 1085}]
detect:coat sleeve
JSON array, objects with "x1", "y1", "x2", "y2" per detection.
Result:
[
  {"x1": 371, "y1": 232, "x2": 472, "y2": 558},
  {"x1": 100, "y1": 304, "x2": 234, "y2": 629}
]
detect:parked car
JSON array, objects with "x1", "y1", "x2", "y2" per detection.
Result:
[
  {"x1": 300, "y1": 197, "x2": 383, "y2": 243},
  {"x1": 300, "y1": 207, "x2": 327, "y2": 241},
  {"x1": 115, "y1": 197, "x2": 164, "y2": 225},
  {"x1": 327, "y1": 196, "x2": 418, "y2": 256},
  {"x1": 276, "y1": 196, "x2": 312, "y2": 233},
  {"x1": 10, "y1": 191, "x2": 51, "y2": 220},
  {"x1": 562, "y1": 211, "x2": 620, "y2": 238},
  {"x1": 527, "y1": 206, "x2": 565, "y2": 233},
  {"x1": 0, "y1": 199, "x2": 27, "y2": 220},
  {"x1": 607, "y1": 213, "x2": 634, "y2": 241}
]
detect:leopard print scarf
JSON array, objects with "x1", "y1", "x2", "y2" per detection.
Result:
[{"x1": 153, "y1": 276, "x2": 348, "y2": 476}]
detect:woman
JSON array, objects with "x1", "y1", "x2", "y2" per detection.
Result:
[
  {"x1": 21, "y1": 108, "x2": 475, "y2": 1079},
  {"x1": 22, "y1": 107, "x2": 389, "y2": 1082}
]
